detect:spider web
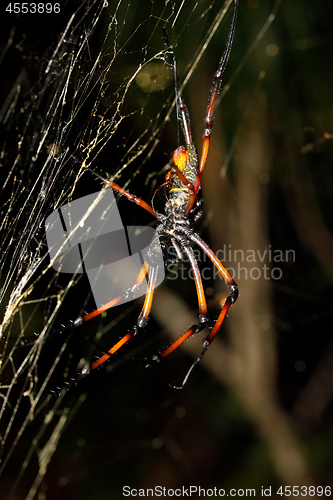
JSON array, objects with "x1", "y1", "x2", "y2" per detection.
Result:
[{"x1": 1, "y1": 0, "x2": 333, "y2": 498}]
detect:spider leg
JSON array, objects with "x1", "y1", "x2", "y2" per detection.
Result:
[
  {"x1": 145, "y1": 235, "x2": 208, "y2": 366},
  {"x1": 190, "y1": 232, "x2": 237, "y2": 291},
  {"x1": 88, "y1": 264, "x2": 158, "y2": 371},
  {"x1": 163, "y1": 27, "x2": 192, "y2": 145},
  {"x1": 186, "y1": 0, "x2": 238, "y2": 215},
  {"x1": 95, "y1": 173, "x2": 157, "y2": 217},
  {"x1": 170, "y1": 231, "x2": 238, "y2": 389},
  {"x1": 80, "y1": 261, "x2": 150, "y2": 323},
  {"x1": 168, "y1": 164, "x2": 195, "y2": 194},
  {"x1": 136, "y1": 266, "x2": 158, "y2": 329},
  {"x1": 1, "y1": 262, "x2": 149, "y2": 344}
]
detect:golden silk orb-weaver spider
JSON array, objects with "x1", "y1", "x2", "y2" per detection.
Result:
[
  {"x1": 68, "y1": 0, "x2": 239, "y2": 389},
  {"x1": 6, "y1": 0, "x2": 239, "y2": 393}
]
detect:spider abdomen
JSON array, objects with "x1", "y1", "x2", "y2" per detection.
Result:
[
  {"x1": 172, "y1": 143, "x2": 198, "y2": 185},
  {"x1": 169, "y1": 143, "x2": 198, "y2": 208}
]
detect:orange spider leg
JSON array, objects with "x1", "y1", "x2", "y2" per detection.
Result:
[
  {"x1": 151, "y1": 238, "x2": 208, "y2": 362},
  {"x1": 167, "y1": 232, "x2": 238, "y2": 388},
  {"x1": 82, "y1": 263, "x2": 149, "y2": 323},
  {"x1": 170, "y1": 165, "x2": 194, "y2": 193},
  {"x1": 186, "y1": 0, "x2": 238, "y2": 215},
  {"x1": 89, "y1": 264, "x2": 158, "y2": 371},
  {"x1": 137, "y1": 266, "x2": 158, "y2": 329},
  {"x1": 97, "y1": 174, "x2": 157, "y2": 217}
]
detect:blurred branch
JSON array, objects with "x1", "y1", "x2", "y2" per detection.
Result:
[
  {"x1": 286, "y1": 161, "x2": 333, "y2": 283},
  {"x1": 294, "y1": 336, "x2": 333, "y2": 428},
  {"x1": 224, "y1": 91, "x2": 312, "y2": 487},
  {"x1": 284, "y1": 118, "x2": 333, "y2": 428}
]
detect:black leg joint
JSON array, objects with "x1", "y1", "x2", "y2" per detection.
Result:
[
  {"x1": 229, "y1": 283, "x2": 238, "y2": 305},
  {"x1": 132, "y1": 325, "x2": 140, "y2": 337},
  {"x1": 199, "y1": 313, "x2": 209, "y2": 325},
  {"x1": 137, "y1": 317, "x2": 148, "y2": 329},
  {"x1": 194, "y1": 315, "x2": 209, "y2": 334}
]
